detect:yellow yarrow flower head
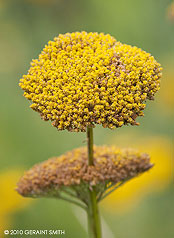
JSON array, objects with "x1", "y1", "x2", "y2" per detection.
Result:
[{"x1": 19, "y1": 32, "x2": 162, "y2": 132}]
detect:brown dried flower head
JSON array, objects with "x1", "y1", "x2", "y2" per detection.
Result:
[{"x1": 16, "y1": 146, "x2": 153, "y2": 203}]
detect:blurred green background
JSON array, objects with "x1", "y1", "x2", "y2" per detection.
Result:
[{"x1": 0, "y1": 0, "x2": 173, "y2": 237}]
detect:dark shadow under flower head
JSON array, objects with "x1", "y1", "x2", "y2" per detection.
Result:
[
  {"x1": 16, "y1": 146, "x2": 153, "y2": 203},
  {"x1": 19, "y1": 32, "x2": 162, "y2": 132}
]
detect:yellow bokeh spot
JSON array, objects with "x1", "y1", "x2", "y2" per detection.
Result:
[
  {"x1": 157, "y1": 72, "x2": 174, "y2": 113},
  {"x1": 0, "y1": 169, "x2": 32, "y2": 236},
  {"x1": 102, "y1": 135, "x2": 173, "y2": 214}
]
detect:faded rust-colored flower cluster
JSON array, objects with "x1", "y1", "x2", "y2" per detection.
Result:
[
  {"x1": 19, "y1": 31, "x2": 162, "y2": 132},
  {"x1": 16, "y1": 146, "x2": 152, "y2": 199}
]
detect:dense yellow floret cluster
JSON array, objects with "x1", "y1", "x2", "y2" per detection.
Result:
[
  {"x1": 16, "y1": 146, "x2": 152, "y2": 199},
  {"x1": 19, "y1": 32, "x2": 162, "y2": 132}
]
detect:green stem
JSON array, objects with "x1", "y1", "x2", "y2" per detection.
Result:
[
  {"x1": 87, "y1": 126, "x2": 94, "y2": 165},
  {"x1": 87, "y1": 127, "x2": 102, "y2": 238}
]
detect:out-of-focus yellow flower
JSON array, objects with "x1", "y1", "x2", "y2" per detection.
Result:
[
  {"x1": 0, "y1": 0, "x2": 6, "y2": 9},
  {"x1": 157, "y1": 71, "x2": 174, "y2": 113},
  {"x1": 167, "y1": 1, "x2": 174, "y2": 22},
  {"x1": 0, "y1": 169, "x2": 32, "y2": 236},
  {"x1": 102, "y1": 135, "x2": 173, "y2": 214}
]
